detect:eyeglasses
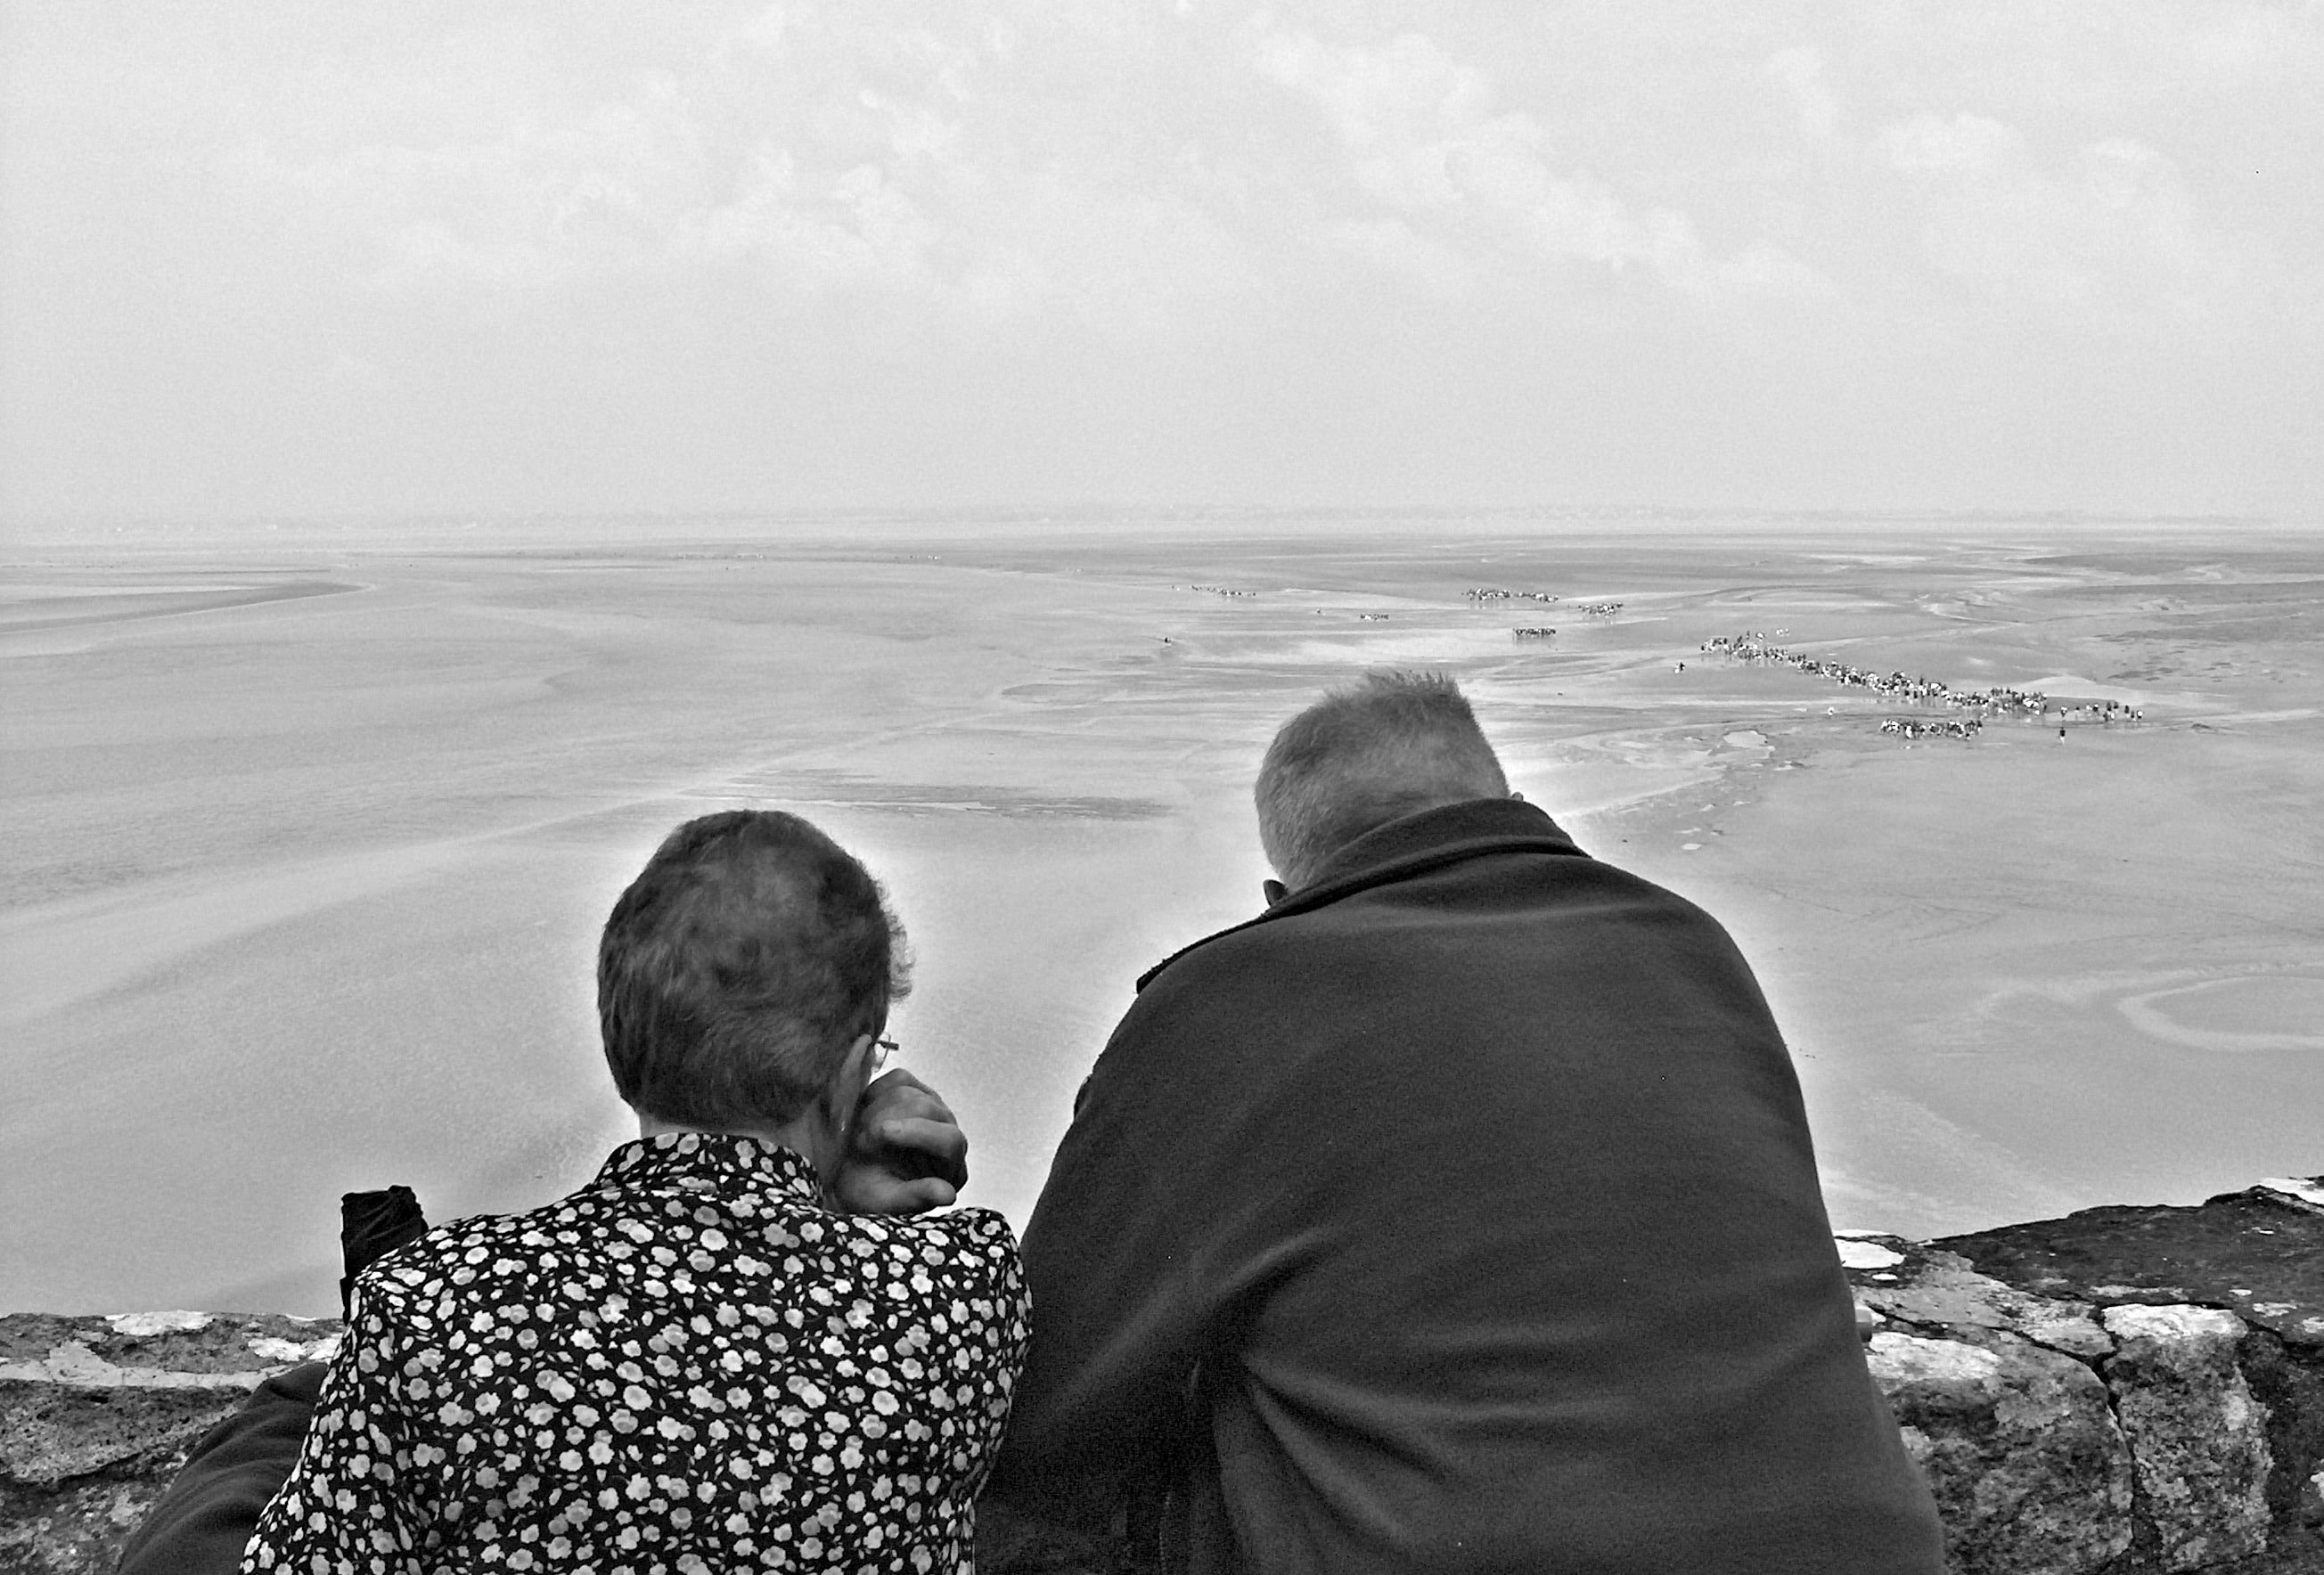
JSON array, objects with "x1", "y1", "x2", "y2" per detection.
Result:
[{"x1": 870, "y1": 1038, "x2": 900, "y2": 1073}]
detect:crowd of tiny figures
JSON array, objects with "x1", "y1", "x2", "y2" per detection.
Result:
[
  {"x1": 1879, "y1": 717, "x2": 1984, "y2": 739},
  {"x1": 1469, "y1": 587, "x2": 1621, "y2": 623},
  {"x1": 1466, "y1": 583, "x2": 1622, "y2": 640},
  {"x1": 1155, "y1": 589, "x2": 2146, "y2": 740},
  {"x1": 1700, "y1": 632, "x2": 2145, "y2": 735}
]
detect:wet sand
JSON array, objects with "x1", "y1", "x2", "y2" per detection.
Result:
[{"x1": 4, "y1": 518, "x2": 2320, "y2": 1313}]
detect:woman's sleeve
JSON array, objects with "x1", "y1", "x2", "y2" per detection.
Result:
[
  {"x1": 240, "y1": 1281, "x2": 430, "y2": 1573},
  {"x1": 921, "y1": 1207, "x2": 1033, "y2": 1528}
]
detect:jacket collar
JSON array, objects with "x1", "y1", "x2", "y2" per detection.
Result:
[
  {"x1": 1137, "y1": 797, "x2": 1588, "y2": 990},
  {"x1": 591, "y1": 1130, "x2": 822, "y2": 1204}
]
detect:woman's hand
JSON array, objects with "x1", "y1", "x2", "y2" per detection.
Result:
[{"x1": 831, "y1": 1069, "x2": 970, "y2": 1215}]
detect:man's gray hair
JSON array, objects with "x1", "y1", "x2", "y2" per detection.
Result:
[{"x1": 1255, "y1": 671, "x2": 1510, "y2": 891}]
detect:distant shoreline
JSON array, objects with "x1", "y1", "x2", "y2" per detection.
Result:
[
  {"x1": 0, "y1": 578, "x2": 362, "y2": 632},
  {"x1": 4, "y1": 508, "x2": 2314, "y2": 555}
]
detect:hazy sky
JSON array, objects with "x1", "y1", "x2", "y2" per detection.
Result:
[{"x1": 4, "y1": 2, "x2": 2319, "y2": 521}]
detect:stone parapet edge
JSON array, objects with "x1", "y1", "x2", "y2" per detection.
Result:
[{"x1": 6, "y1": 1177, "x2": 2322, "y2": 1575}]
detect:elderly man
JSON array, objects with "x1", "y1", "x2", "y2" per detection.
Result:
[
  {"x1": 986, "y1": 673, "x2": 1943, "y2": 1573},
  {"x1": 119, "y1": 809, "x2": 1020, "y2": 1574}
]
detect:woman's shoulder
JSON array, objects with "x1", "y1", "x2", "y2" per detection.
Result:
[
  {"x1": 345, "y1": 1209, "x2": 518, "y2": 1302},
  {"x1": 832, "y1": 1203, "x2": 1021, "y2": 1260},
  {"x1": 831, "y1": 1206, "x2": 1027, "y2": 1307}
]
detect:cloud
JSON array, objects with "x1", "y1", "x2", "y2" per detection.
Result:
[
  {"x1": 1325, "y1": 217, "x2": 1478, "y2": 299},
  {"x1": 1252, "y1": 29, "x2": 1638, "y2": 257},
  {"x1": 1253, "y1": 28, "x2": 1817, "y2": 301},
  {"x1": 1880, "y1": 112, "x2": 2017, "y2": 175},
  {"x1": 1878, "y1": 111, "x2": 2282, "y2": 333},
  {"x1": 4, "y1": 0, "x2": 2317, "y2": 517},
  {"x1": 184, "y1": 6, "x2": 1258, "y2": 342},
  {"x1": 1764, "y1": 46, "x2": 1839, "y2": 139},
  {"x1": 676, "y1": 148, "x2": 943, "y2": 295}
]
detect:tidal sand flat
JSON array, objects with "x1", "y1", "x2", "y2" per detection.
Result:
[{"x1": 4, "y1": 518, "x2": 2320, "y2": 1315}]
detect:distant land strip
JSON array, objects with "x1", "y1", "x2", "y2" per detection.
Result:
[
  {"x1": 0, "y1": 579, "x2": 362, "y2": 632},
  {"x1": 693, "y1": 778, "x2": 1170, "y2": 821}
]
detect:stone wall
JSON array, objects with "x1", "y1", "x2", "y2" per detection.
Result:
[
  {"x1": 1851, "y1": 1175, "x2": 2324, "y2": 1574},
  {"x1": 0, "y1": 1311, "x2": 340, "y2": 1575},
  {"x1": 6, "y1": 1179, "x2": 2320, "y2": 1575}
]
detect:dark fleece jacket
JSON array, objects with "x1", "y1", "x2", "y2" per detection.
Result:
[{"x1": 986, "y1": 797, "x2": 1943, "y2": 1574}]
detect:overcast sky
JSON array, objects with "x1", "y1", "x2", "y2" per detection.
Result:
[{"x1": 4, "y1": 1, "x2": 2319, "y2": 522}]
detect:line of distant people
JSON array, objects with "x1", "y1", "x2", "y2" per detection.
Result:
[
  {"x1": 1879, "y1": 717, "x2": 1983, "y2": 740},
  {"x1": 1700, "y1": 632, "x2": 2144, "y2": 724}
]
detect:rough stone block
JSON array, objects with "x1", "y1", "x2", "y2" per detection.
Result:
[
  {"x1": 1844, "y1": 1237, "x2": 2112, "y2": 1359},
  {"x1": 0, "y1": 1311, "x2": 337, "y2": 1575},
  {"x1": 0, "y1": 1473, "x2": 176, "y2": 1575},
  {"x1": 1936, "y1": 1185, "x2": 2324, "y2": 1351},
  {"x1": 2102, "y1": 1303, "x2": 2273, "y2": 1571},
  {"x1": 2238, "y1": 1324, "x2": 2324, "y2": 1538},
  {"x1": 1866, "y1": 1329, "x2": 2133, "y2": 1575}
]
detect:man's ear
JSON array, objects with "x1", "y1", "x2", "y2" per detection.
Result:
[
  {"x1": 1510, "y1": 790, "x2": 1525, "y2": 802},
  {"x1": 1263, "y1": 879, "x2": 1288, "y2": 906}
]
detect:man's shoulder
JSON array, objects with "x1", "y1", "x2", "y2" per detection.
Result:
[{"x1": 1140, "y1": 844, "x2": 1706, "y2": 990}]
